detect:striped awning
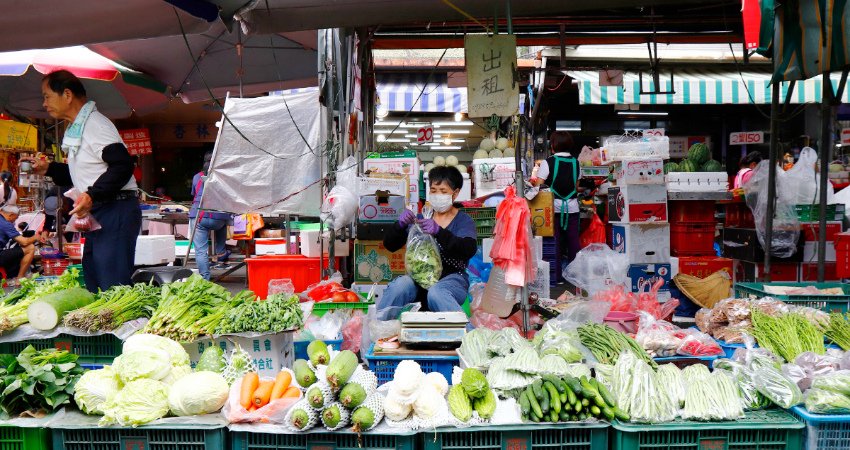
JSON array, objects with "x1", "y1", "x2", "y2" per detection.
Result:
[
  {"x1": 568, "y1": 69, "x2": 850, "y2": 105},
  {"x1": 377, "y1": 74, "x2": 467, "y2": 113}
]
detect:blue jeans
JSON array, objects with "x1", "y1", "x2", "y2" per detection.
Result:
[
  {"x1": 191, "y1": 217, "x2": 228, "y2": 280},
  {"x1": 377, "y1": 273, "x2": 469, "y2": 319}
]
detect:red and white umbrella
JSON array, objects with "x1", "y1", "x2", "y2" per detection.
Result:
[{"x1": 0, "y1": 46, "x2": 170, "y2": 119}]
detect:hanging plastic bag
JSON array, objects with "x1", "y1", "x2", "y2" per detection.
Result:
[
  {"x1": 404, "y1": 223, "x2": 442, "y2": 289},
  {"x1": 223, "y1": 369, "x2": 301, "y2": 423},
  {"x1": 63, "y1": 188, "x2": 102, "y2": 232},
  {"x1": 490, "y1": 186, "x2": 535, "y2": 286},
  {"x1": 320, "y1": 186, "x2": 358, "y2": 231},
  {"x1": 744, "y1": 160, "x2": 800, "y2": 258},
  {"x1": 779, "y1": 147, "x2": 835, "y2": 205},
  {"x1": 577, "y1": 146, "x2": 593, "y2": 166},
  {"x1": 564, "y1": 243, "x2": 629, "y2": 295},
  {"x1": 580, "y1": 213, "x2": 607, "y2": 248}
]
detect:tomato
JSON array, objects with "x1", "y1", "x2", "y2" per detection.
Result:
[
  {"x1": 331, "y1": 292, "x2": 347, "y2": 303},
  {"x1": 345, "y1": 292, "x2": 360, "y2": 303}
]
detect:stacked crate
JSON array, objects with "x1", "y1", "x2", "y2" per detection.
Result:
[{"x1": 668, "y1": 200, "x2": 717, "y2": 256}]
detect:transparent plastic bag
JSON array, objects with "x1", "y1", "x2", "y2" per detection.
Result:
[
  {"x1": 63, "y1": 188, "x2": 102, "y2": 232},
  {"x1": 804, "y1": 388, "x2": 850, "y2": 414},
  {"x1": 751, "y1": 354, "x2": 804, "y2": 408},
  {"x1": 404, "y1": 224, "x2": 442, "y2": 289},
  {"x1": 811, "y1": 370, "x2": 850, "y2": 396},
  {"x1": 306, "y1": 310, "x2": 348, "y2": 340},
  {"x1": 577, "y1": 146, "x2": 593, "y2": 166},
  {"x1": 222, "y1": 370, "x2": 301, "y2": 423},
  {"x1": 268, "y1": 279, "x2": 295, "y2": 297},
  {"x1": 341, "y1": 310, "x2": 364, "y2": 353},
  {"x1": 611, "y1": 350, "x2": 677, "y2": 423},
  {"x1": 546, "y1": 300, "x2": 611, "y2": 332},
  {"x1": 744, "y1": 160, "x2": 800, "y2": 258},
  {"x1": 592, "y1": 284, "x2": 637, "y2": 313},
  {"x1": 780, "y1": 147, "x2": 834, "y2": 205},
  {"x1": 713, "y1": 359, "x2": 771, "y2": 410},
  {"x1": 635, "y1": 312, "x2": 680, "y2": 358},
  {"x1": 676, "y1": 329, "x2": 723, "y2": 357},
  {"x1": 320, "y1": 186, "x2": 358, "y2": 231},
  {"x1": 564, "y1": 243, "x2": 629, "y2": 295}
]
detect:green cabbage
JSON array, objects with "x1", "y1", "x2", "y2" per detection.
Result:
[
  {"x1": 100, "y1": 379, "x2": 170, "y2": 426},
  {"x1": 73, "y1": 367, "x2": 122, "y2": 415},
  {"x1": 123, "y1": 334, "x2": 190, "y2": 367},
  {"x1": 160, "y1": 363, "x2": 192, "y2": 385},
  {"x1": 113, "y1": 349, "x2": 172, "y2": 383},
  {"x1": 167, "y1": 371, "x2": 229, "y2": 416}
]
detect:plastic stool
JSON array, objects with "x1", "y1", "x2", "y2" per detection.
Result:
[{"x1": 131, "y1": 266, "x2": 194, "y2": 286}]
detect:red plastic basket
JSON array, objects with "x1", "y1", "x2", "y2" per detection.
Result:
[
  {"x1": 246, "y1": 255, "x2": 339, "y2": 299},
  {"x1": 724, "y1": 202, "x2": 756, "y2": 228},
  {"x1": 42, "y1": 258, "x2": 71, "y2": 276},
  {"x1": 837, "y1": 232, "x2": 850, "y2": 279},
  {"x1": 668, "y1": 200, "x2": 716, "y2": 223},
  {"x1": 670, "y1": 223, "x2": 716, "y2": 256}
]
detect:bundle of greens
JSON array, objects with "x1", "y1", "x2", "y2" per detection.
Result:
[
  {"x1": 713, "y1": 359, "x2": 772, "y2": 410},
  {"x1": 750, "y1": 310, "x2": 824, "y2": 362},
  {"x1": 0, "y1": 269, "x2": 82, "y2": 334},
  {"x1": 577, "y1": 323, "x2": 656, "y2": 368},
  {"x1": 751, "y1": 355, "x2": 803, "y2": 408},
  {"x1": 681, "y1": 365, "x2": 744, "y2": 421},
  {"x1": 143, "y1": 275, "x2": 237, "y2": 341},
  {"x1": 404, "y1": 225, "x2": 442, "y2": 289},
  {"x1": 611, "y1": 350, "x2": 676, "y2": 423},
  {"x1": 826, "y1": 313, "x2": 850, "y2": 350},
  {"x1": 805, "y1": 370, "x2": 850, "y2": 414},
  {"x1": 64, "y1": 284, "x2": 160, "y2": 332},
  {"x1": 0, "y1": 345, "x2": 85, "y2": 416},
  {"x1": 216, "y1": 291, "x2": 303, "y2": 334}
]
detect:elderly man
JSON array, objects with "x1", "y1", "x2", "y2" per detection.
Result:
[{"x1": 0, "y1": 205, "x2": 43, "y2": 284}]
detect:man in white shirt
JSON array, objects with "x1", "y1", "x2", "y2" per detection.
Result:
[{"x1": 27, "y1": 70, "x2": 140, "y2": 292}]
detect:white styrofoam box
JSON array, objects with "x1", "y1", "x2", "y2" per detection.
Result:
[
  {"x1": 482, "y1": 236, "x2": 542, "y2": 263},
  {"x1": 527, "y1": 260, "x2": 551, "y2": 300},
  {"x1": 424, "y1": 172, "x2": 472, "y2": 202},
  {"x1": 803, "y1": 241, "x2": 836, "y2": 262},
  {"x1": 670, "y1": 256, "x2": 679, "y2": 278},
  {"x1": 350, "y1": 282, "x2": 388, "y2": 303},
  {"x1": 614, "y1": 159, "x2": 664, "y2": 185},
  {"x1": 184, "y1": 331, "x2": 294, "y2": 378},
  {"x1": 473, "y1": 157, "x2": 516, "y2": 197},
  {"x1": 611, "y1": 223, "x2": 671, "y2": 264},
  {"x1": 601, "y1": 136, "x2": 669, "y2": 164},
  {"x1": 255, "y1": 237, "x2": 296, "y2": 255},
  {"x1": 357, "y1": 176, "x2": 409, "y2": 201},
  {"x1": 363, "y1": 155, "x2": 420, "y2": 208},
  {"x1": 135, "y1": 235, "x2": 176, "y2": 265},
  {"x1": 300, "y1": 229, "x2": 350, "y2": 257},
  {"x1": 175, "y1": 240, "x2": 195, "y2": 259},
  {"x1": 666, "y1": 172, "x2": 729, "y2": 192}
]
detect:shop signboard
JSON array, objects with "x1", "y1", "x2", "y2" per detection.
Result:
[
  {"x1": 841, "y1": 128, "x2": 850, "y2": 145},
  {"x1": 0, "y1": 120, "x2": 37, "y2": 152},
  {"x1": 465, "y1": 34, "x2": 518, "y2": 117},
  {"x1": 120, "y1": 128, "x2": 153, "y2": 155},
  {"x1": 729, "y1": 131, "x2": 764, "y2": 145}
]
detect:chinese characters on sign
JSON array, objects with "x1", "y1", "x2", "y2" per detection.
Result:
[
  {"x1": 120, "y1": 128, "x2": 153, "y2": 156},
  {"x1": 465, "y1": 34, "x2": 519, "y2": 117},
  {"x1": 0, "y1": 120, "x2": 38, "y2": 152}
]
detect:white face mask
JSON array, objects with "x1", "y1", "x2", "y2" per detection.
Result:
[{"x1": 430, "y1": 193, "x2": 454, "y2": 213}]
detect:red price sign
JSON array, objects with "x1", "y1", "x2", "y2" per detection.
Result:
[
  {"x1": 416, "y1": 124, "x2": 434, "y2": 144},
  {"x1": 643, "y1": 128, "x2": 665, "y2": 137},
  {"x1": 729, "y1": 131, "x2": 764, "y2": 145}
]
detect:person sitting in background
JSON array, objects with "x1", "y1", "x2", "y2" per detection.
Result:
[
  {"x1": 733, "y1": 151, "x2": 763, "y2": 190},
  {"x1": 0, "y1": 205, "x2": 45, "y2": 284},
  {"x1": 0, "y1": 171, "x2": 17, "y2": 208}
]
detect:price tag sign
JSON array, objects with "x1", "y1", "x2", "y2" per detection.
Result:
[
  {"x1": 502, "y1": 432, "x2": 530, "y2": 450},
  {"x1": 120, "y1": 437, "x2": 149, "y2": 450},
  {"x1": 841, "y1": 128, "x2": 850, "y2": 145},
  {"x1": 729, "y1": 131, "x2": 764, "y2": 145},
  {"x1": 643, "y1": 128, "x2": 665, "y2": 137},
  {"x1": 416, "y1": 123, "x2": 434, "y2": 144}
]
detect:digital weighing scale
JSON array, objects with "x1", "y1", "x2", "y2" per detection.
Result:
[{"x1": 399, "y1": 311, "x2": 468, "y2": 349}]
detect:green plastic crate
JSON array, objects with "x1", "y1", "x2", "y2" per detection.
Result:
[
  {"x1": 0, "y1": 426, "x2": 50, "y2": 450},
  {"x1": 231, "y1": 430, "x2": 416, "y2": 450},
  {"x1": 311, "y1": 301, "x2": 373, "y2": 317},
  {"x1": 52, "y1": 426, "x2": 226, "y2": 450},
  {"x1": 0, "y1": 334, "x2": 122, "y2": 365},
  {"x1": 462, "y1": 207, "x2": 497, "y2": 221},
  {"x1": 421, "y1": 423, "x2": 609, "y2": 450},
  {"x1": 612, "y1": 409, "x2": 804, "y2": 450},
  {"x1": 735, "y1": 282, "x2": 850, "y2": 313},
  {"x1": 794, "y1": 204, "x2": 845, "y2": 222}
]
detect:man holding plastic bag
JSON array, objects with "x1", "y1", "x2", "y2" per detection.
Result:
[
  {"x1": 377, "y1": 167, "x2": 477, "y2": 316},
  {"x1": 26, "y1": 70, "x2": 140, "y2": 292}
]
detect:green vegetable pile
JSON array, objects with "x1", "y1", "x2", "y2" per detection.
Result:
[
  {"x1": 448, "y1": 368, "x2": 497, "y2": 422},
  {"x1": 680, "y1": 365, "x2": 743, "y2": 420},
  {"x1": 611, "y1": 350, "x2": 676, "y2": 423},
  {"x1": 0, "y1": 269, "x2": 82, "y2": 334},
  {"x1": 750, "y1": 310, "x2": 824, "y2": 362},
  {"x1": 64, "y1": 284, "x2": 160, "y2": 332},
  {"x1": 578, "y1": 322, "x2": 656, "y2": 368},
  {"x1": 216, "y1": 292, "x2": 304, "y2": 334},
  {"x1": 404, "y1": 227, "x2": 442, "y2": 289},
  {"x1": 826, "y1": 313, "x2": 850, "y2": 350},
  {"x1": 0, "y1": 345, "x2": 84, "y2": 416},
  {"x1": 516, "y1": 374, "x2": 627, "y2": 423}
]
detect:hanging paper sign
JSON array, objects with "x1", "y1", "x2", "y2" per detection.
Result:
[
  {"x1": 120, "y1": 128, "x2": 153, "y2": 155},
  {"x1": 741, "y1": 0, "x2": 761, "y2": 50},
  {"x1": 465, "y1": 34, "x2": 519, "y2": 118},
  {"x1": 416, "y1": 123, "x2": 434, "y2": 144},
  {"x1": 0, "y1": 120, "x2": 37, "y2": 152},
  {"x1": 730, "y1": 131, "x2": 764, "y2": 145}
]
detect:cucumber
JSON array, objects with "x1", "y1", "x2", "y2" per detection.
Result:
[
  {"x1": 570, "y1": 414, "x2": 578, "y2": 421},
  {"x1": 526, "y1": 387, "x2": 543, "y2": 418},
  {"x1": 531, "y1": 414, "x2": 540, "y2": 423},
  {"x1": 582, "y1": 398, "x2": 590, "y2": 407},
  {"x1": 579, "y1": 412, "x2": 588, "y2": 421},
  {"x1": 532, "y1": 379, "x2": 544, "y2": 400},
  {"x1": 549, "y1": 409, "x2": 559, "y2": 423},
  {"x1": 543, "y1": 381, "x2": 561, "y2": 414},
  {"x1": 543, "y1": 376, "x2": 565, "y2": 393},
  {"x1": 559, "y1": 410, "x2": 569, "y2": 421},
  {"x1": 595, "y1": 380, "x2": 617, "y2": 407},
  {"x1": 562, "y1": 402, "x2": 572, "y2": 412},
  {"x1": 602, "y1": 407, "x2": 615, "y2": 421},
  {"x1": 540, "y1": 388, "x2": 550, "y2": 413},
  {"x1": 559, "y1": 390, "x2": 567, "y2": 404},
  {"x1": 613, "y1": 406, "x2": 630, "y2": 421},
  {"x1": 519, "y1": 391, "x2": 531, "y2": 415},
  {"x1": 590, "y1": 405, "x2": 601, "y2": 416},
  {"x1": 563, "y1": 382, "x2": 577, "y2": 406},
  {"x1": 565, "y1": 377, "x2": 583, "y2": 396},
  {"x1": 574, "y1": 401, "x2": 583, "y2": 413}
]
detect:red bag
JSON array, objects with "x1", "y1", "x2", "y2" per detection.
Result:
[{"x1": 580, "y1": 213, "x2": 607, "y2": 248}]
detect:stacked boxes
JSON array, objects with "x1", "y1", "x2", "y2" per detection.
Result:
[{"x1": 668, "y1": 200, "x2": 717, "y2": 257}]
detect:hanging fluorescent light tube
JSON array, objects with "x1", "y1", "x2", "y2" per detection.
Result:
[{"x1": 616, "y1": 111, "x2": 668, "y2": 116}]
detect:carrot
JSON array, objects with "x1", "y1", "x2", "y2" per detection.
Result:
[
  {"x1": 240, "y1": 372, "x2": 259, "y2": 409},
  {"x1": 248, "y1": 405, "x2": 257, "y2": 412},
  {"x1": 252, "y1": 380, "x2": 275, "y2": 407},
  {"x1": 283, "y1": 386, "x2": 301, "y2": 398},
  {"x1": 271, "y1": 371, "x2": 293, "y2": 400}
]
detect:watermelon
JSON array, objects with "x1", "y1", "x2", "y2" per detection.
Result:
[
  {"x1": 678, "y1": 159, "x2": 698, "y2": 172},
  {"x1": 687, "y1": 143, "x2": 710, "y2": 165},
  {"x1": 701, "y1": 160, "x2": 722, "y2": 172},
  {"x1": 663, "y1": 162, "x2": 679, "y2": 174}
]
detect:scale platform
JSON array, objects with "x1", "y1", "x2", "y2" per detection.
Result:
[{"x1": 399, "y1": 311, "x2": 468, "y2": 349}]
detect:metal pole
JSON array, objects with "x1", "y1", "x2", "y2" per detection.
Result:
[
  {"x1": 818, "y1": 72, "x2": 833, "y2": 281},
  {"x1": 516, "y1": 117, "x2": 529, "y2": 336},
  {"x1": 764, "y1": 82, "x2": 780, "y2": 282}
]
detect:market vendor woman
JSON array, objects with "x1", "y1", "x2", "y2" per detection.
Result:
[{"x1": 379, "y1": 166, "x2": 477, "y2": 315}]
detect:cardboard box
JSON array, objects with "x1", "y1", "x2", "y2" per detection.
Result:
[
  {"x1": 628, "y1": 263, "x2": 672, "y2": 293},
  {"x1": 614, "y1": 159, "x2": 664, "y2": 185},
  {"x1": 358, "y1": 174, "x2": 409, "y2": 202},
  {"x1": 356, "y1": 222, "x2": 396, "y2": 241},
  {"x1": 354, "y1": 240, "x2": 406, "y2": 283},
  {"x1": 472, "y1": 157, "x2": 516, "y2": 197},
  {"x1": 722, "y1": 227, "x2": 803, "y2": 263},
  {"x1": 611, "y1": 223, "x2": 671, "y2": 264},
  {"x1": 185, "y1": 331, "x2": 294, "y2": 378},
  {"x1": 528, "y1": 190, "x2": 555, "y2": 237},
  {"x1": 803, "y1": 241, "x2": 837, "y2": 262},
  {"x1": 676, "y1": 256, "x2": 733, "y2": 279},
  {"x1": 358, "y1": 193, "x2": 407, "y2": 223},
  {"x1": 364, "y1": 151, "x2": 420, "y2": 209},
  {"x1": 607, "y1": 184, "x2": 668, "y2": 223},
  {"x1": 800, "y1": 221, "x2": 843, "y2": 242},
  {"x1": 733, "y1": 260, "x2": 799, "y2": 283},
  {"x1": 799, "y1": 263, "x2": 839, "y2": 282}
]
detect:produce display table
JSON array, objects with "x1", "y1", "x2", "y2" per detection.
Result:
[
  {"x1": 420, "y1": 422, "x2": 609, "y2": 450},
  {"x1": 0, "y1": 417, "x2": 52, "y2": 450},
  {"x1": 790, "y1": 406, "x2": 850, "y2": 450},
  {"x1": 364, "y1": 344, "x2": 458, "y2": 386},
  {"x1": 229, "y1": 424, "x2": 417, "y2": 450}
]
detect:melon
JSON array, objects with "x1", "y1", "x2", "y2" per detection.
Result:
[
  {"x1": 663, "y1": 162, "x2": 679, "y2": 174},
  {"x1": 473, "y1": 149, "x2": 489, "y2": 160},
  {"x1": 488, "y1": 149, "x2": 503, "y2": 158},
  {"x1": 503, "y1": 147, "x2": 515, "y2": 157},
  {"x1": 686, "y1": 143, "x2": 710, "y2": 165},
  {"x1": 433, "y1": 156, "x2": 446, "y2": 167},
  {"x1": 678, "y1": 159, "x2": 698, "y2": 172},
  {"x1": 701, "y1": 160, "x2": 722, "y2": 172},
  {"x1": 495, "y1": 137, "x2": 509, "y2": 150},
  {"x1": 479, "y1": 138, "x2": 495, "y2": 151},
  {"x1": 424, "y1": 163, "x2": 435, "y2": 172},
  {"x1": 446, "y1": 155, "x2": 459, "y2": 167},
  {"x1": 455, "y1": 164, "x2": 467, "y2": 174}
]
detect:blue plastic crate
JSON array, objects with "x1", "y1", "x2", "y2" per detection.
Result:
[
  {"x1": 790, "y1": 405, "x2": 850, "y2": 450},
  {"x1": 293, "y1": 339, "x2": 343, "y2": 361},
  {"x1": 363, "y1": 343, "x2": 458, "y2": 386}
]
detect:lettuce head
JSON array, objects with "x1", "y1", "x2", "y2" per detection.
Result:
[
  {"x1": 74, "y1": 366, "x2": 122, "y2": 415},
  {"x1": 99, "y1": 379, "x2": 169, "y2": 427}
]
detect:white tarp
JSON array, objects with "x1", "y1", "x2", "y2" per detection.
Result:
[{"x1": 201, "y1": 93, "x2": 323, "y2": 216}]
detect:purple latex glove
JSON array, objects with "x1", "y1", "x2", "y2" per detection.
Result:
[
  {"x1": 417, "y1": 218, "x2": 440, "y2": 235},
  {"x1": 398, "y1": 209, "x2": 416, "y2": 227}
]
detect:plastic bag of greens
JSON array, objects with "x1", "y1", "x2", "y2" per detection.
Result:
[
  {"x1": 714, "y1": 360, "x2": 771, "y2": 411},
  {"x1": 656, "y1": 364, "x2": 685, "y2": 408},
  {"x1": 404, "y1": 223, "x2": 442, "y2": 289},
  {"x1": 612, "y1": 350, "x2": 677, "y2": 423},
  {"x1": 804, "y1": 388, "x2": 850, "y2": 414},
  {"x1": 751, "y1": 356, "x2": 804, "y2": 408},
  {"x1": 811, "y1": 370, "x2": 850, "y2": 396}
]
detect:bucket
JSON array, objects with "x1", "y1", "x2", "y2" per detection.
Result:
[{"x1": 604, "y1": 311, "x2": 638, "y2": 334}]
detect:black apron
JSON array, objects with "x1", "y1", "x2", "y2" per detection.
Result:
[{"x1": 543, "y1": 154, "x2": 579, "y2": 229}]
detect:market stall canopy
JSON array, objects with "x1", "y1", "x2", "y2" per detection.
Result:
[
  {"x1": 0, "y1": 46, "x2": 169, "y2": 119},
  {"x1": 377, "y1": 74, "x2": 468, "y2": 113},
  {"x1": 0, "y1": 1, "x2": 212, "y2": 52},
  {"x1": 88, "y1": 22, "x2": 318, "y2": 103},
  {"x1": 567, "y1": 69, "x2": 850, "y2": 105}
]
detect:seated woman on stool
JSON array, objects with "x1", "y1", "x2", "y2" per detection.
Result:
[{"x1": 377, "y1": 166, "x2": 477, "y2": 318}]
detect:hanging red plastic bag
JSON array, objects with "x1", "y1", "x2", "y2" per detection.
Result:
[
  {"x1": 490, "y1": 186, "x2": 535, "y2": 286},
  {"x1": 405, "y1": 223, "x2": 442, "y2": 289},
  {"x1": 580, "y1": 213, "x2": 607, "y2": 248},
  {"x1": 63, "y1": 188, "x2": 102, "y2": 232}
]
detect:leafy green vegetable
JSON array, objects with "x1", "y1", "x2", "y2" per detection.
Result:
[
  {"x1": 0, "y1": 269, "x2": 82, "y2": 334},
  {"x1": 167, "y1": 371, "x2": 228, "y2": 416},
  {"x1": 216, "y1": 291, "x2": 303, "y2": 334},
  {"x1": 64, "y1": 284, "x2": 160, "y2": 332},
  {"x1": 112, "y1": 349, "x2": 172, "y2": 383},
  {"x1": 805, "y1": 388, "x2": 850, "y2": 414},
  {"x1": 751, "y1": 356, "x2": 803, "y2": 408},
  {"x1": 143, "y1": 275, "x2": 239, "y2": 342},
  {"x1": 99, "y1": 378, "x2": 170, "y2": 426},
  {"x1": 122, "y1": 334, "x2": 190, "y2": 368},
  {"x1": 751, "y1": 310, "x2": 824, "y2": 362},
  {"x1": 0, "y1": 345, "x2": 85, "y2": 416},
  {"x1": 578, "y1": 323, "x2": 656, "y2": 368},
  {"x1": 811, "y1": 371, "x2": 850, "y2": 396},
  {"x1": 535, "y1": 326, "x2": 584, "y2": 363},
  {"x1": 826, "y1": 313, "x2": 850, "y2": 350},
  {"x1": 713, "y1": 359, "x2": 771, "y2": 410},
  {"x1": 404, "y1": 225, "x2": 442, "y2": 289},
  {"x1": 458, "y1": 328, "x2": 496, "y2": 370},
  {"x1": 74, "y1": 367, "x2": 121, "y2": 415}
]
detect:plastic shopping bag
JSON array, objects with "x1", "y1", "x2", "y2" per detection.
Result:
[
  {"x1": 223, "y1": 369, "x2": 301, "y2": 423},
  {"x1": 580, "y1": 213, "x2": 607, "y2": 248},
  {"x1": 63, "y1": 188, "x2": 102, "y2": 232},
  {"x1": 404, "y1": 223, "x2": 442, "y2": 289}
]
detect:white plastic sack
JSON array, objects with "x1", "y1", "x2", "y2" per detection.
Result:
[
  {"x1": 744, "y1": 161, "x2": 800, "y2": 258},
  {"x1": 780, "y1": 147, "x2": 834, "y2": 205}
]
